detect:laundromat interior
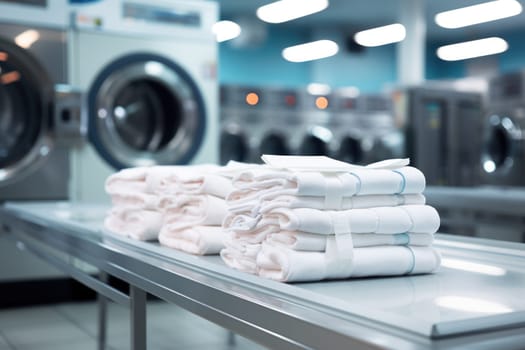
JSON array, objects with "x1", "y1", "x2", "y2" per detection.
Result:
[{"x1": 1, "y1": 0, "x2": 525, "y2": 349}]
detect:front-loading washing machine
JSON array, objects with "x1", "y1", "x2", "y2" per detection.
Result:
[
  {"x1": 257, "y1": 86, "x2": 296, "y2": 159},
  {"x1": 331, "y1": 91, "x2": 365, "y2": 164},
  {"x1": 480, "y1": 71, "x2": 525, "y2": 187},
  {"x1": 68, "y1": 0, "x2": 218, "y2": 202},
  {"x1": 296, "y1": 90, "x2": 333, "y2": 157},
  {"x1": 0, "y1": 0, "x2": 82, "y2": 201},
  {"x1": 0, "y1": 1, "x2": 83, "y2": 284},
  {"x1": 220, "y1": 85, "x2": 264, "y2": 164}
]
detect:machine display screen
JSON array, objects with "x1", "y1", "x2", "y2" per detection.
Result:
[
  {"x1": 123, "y1": 2, "x2": 201, "y2": 27},
  {"x1": 0, "y1": 0, "x2": 46, "y2": 7}
]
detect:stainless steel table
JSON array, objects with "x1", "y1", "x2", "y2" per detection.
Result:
[{"x1": 1, "y1": 201, "x2": 525, "y2": 350}]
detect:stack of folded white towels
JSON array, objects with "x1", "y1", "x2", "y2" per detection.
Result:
[
  {"x1": 104, "y1": 164, "x2": 234, "y2": 255},
  {"x1": 220, "y1": 157, "x2": 442, "y2": 282}
]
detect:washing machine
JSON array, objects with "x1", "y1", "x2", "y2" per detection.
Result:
[
  {"x1": 358, "y1": 94, "x2": 404, "y2": 164},
  {"x1": 331, "y1": 90, "x2": 365, "y2": 164},
  {"x1": 296, "y1": 90, "x2": 333, "y2": 157},
  {"x1": 219, "y1": 85, "x2": 262, "y2": 164},
  {"x1": 68, "y1": 0, "x2": 218, "y2": 202},
  {"x1": 0, "y1": 1, "x2": 84, "y2": 284},
  {"x1": 480, "y1": 71, "x2": 525, "y2": 187},
  {"x1": 0, "y1": 0, "x2": 82, "y2": 201},
  {"x1": 258, "y1": 86, "x2": 296, "y2": 159}
]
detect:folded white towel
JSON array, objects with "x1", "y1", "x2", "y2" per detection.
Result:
[
  {"x1": 105, "y1": 166, "x2": 181, "y2": 195},
  {"x1": 158, "y1": 225, "x2": 225, "y2": 255},
  {"x1": 223, "y1": 205, "x2": 440, "y2": 244},
  {"x1": 228, "y1": 193, "x2": 426, "y2": 215},
  {"x1": 260, "y1": 205, "x2": 440, "y2": 235},
  {"x1": 110, "y1": 192, "x2": 160, "y2": 210},
  {"x1": 257, "y1": 243, "x2": 441, "y2": 282},
  {"x1": 162, "y1": 194, "x2": 228, "y2": 229},
  {"x1": 105, "y1": 167, "x2": 150, "y2": 194},
  {"x1": 104, "y1": 208, "x2": 163, "y2": 241},
  {"x1": 153, "y1": 169, "x2": 234, "y2": 199},
  {"x1": 220, "y1": 238, "x2": 261, "y2": 274},
  {"x1": 228, "y1": 166, "x2": 425, "y2": 207},
  {"x1": 267, "y1": 231, "x2": 434, "y2": 251}
]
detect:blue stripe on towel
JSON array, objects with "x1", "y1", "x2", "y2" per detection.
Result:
[
  {"x1": 404, "y1": 246, "x2": 416, "y2": 274},
  {"x1": 394, "y1": 233, "x2": 410, "y2": 245},
  {"x1": 349, "y1": 172, "x2": 362, "y2": 194},
  {"x1": 393, "y1": 170, "x2": 406, "y2": 194}
]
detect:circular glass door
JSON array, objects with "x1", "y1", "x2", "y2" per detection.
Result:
[
  {"x1": 299, "y1": 134, "x2": 330, "y2": 156},
  {"x1": 220, "y1": 129, "x2": 248, "y2": 165},
  {"x1": 259, "y1": 132, "x2": 289, "y2": 157},
  {"x1": 481, "y1": 114, "x2": 521, "y2": 174},
  {"x1": 88, "y1": 53, "x2": 206, "y2": 169},
  {"x1": 336, "y1": 136, "x2": 363, "y2": 164},
  {"x1": 0, "y1": 38, "x2": 53, "y2": 186}
]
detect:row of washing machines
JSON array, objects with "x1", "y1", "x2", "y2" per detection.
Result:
[
  {"x1": 220, "y1": 86, "x2": 404, "y2": 166},
  {"x1": 220, "y1": 77, "x2": 525, "y2": 189},
  {"x1": 0, "y1": 0, "x2": 219, "y2": 203}
]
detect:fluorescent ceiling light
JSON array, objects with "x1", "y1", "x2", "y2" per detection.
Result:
[
  {"x1": 282, "y1": 40, "x2": 338, "y2": 62},
  {"x1": 257, "y1": 0, "x2": 329, "y2": 24},
  {"x1": 212, "y1": 20, "x2": 241, "y2": 42},
  {"x1": 354, "y1": 23, "x2": 406, "y2": 47},
  {"x1": 437, "y1": 37, "x2": 508, "y2": 61},
  {"x1": 435, "y1": 0, "x2": 522, "y2": 29},
  {"x1": 307, "y1": 83, "x2": 331, "y2": 95}
]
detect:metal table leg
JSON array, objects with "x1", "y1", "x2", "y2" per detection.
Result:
[{"x1": 130, "y1": 285, "x2": 147, "y2": 350}]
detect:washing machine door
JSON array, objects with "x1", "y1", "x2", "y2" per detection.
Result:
[
  {"x1": 88, "y1": 53, "x2": 207, "y2": 169},
  {"x1": 0, "y1": 38, "x2": 54, "y2": 186},
  {"x1": 481, "y1": 114, "x2": 522, "y2": 175},
  {"x1": 336, "y1": 136, "x2": 364, "y2": 164},
  {"x1": 259, "y1": 132, "x2": 290, "y2": 157},
  {"x1": 299, "y1": 126, "x2": 332, "y2": 156},
  {"x1": 220, "y1": 127, "x2": 249, "y2": 165}
]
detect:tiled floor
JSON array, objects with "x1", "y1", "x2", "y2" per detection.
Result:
[{"x1": 0, "y1": 301, "x2": 267, "y2": 350}]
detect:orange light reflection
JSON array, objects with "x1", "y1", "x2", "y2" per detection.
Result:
[
  {"x1": 246, "y1": 92, "x2": 259, "y2": 106},
  {"x1": 315, "y1": 96, "x2": 329, "y2": 109},
  {"x1": 1, "y1": 71, "x2": 21, "y2": 85}
]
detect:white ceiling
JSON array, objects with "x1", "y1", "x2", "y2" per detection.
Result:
[{"x1": 217, "y1": 0, "x2": 525, "y2": 42}]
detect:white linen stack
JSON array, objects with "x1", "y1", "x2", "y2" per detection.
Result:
[
  {"x1": 157, "y1": 169, "x2": 234, "y2": 255},
  {"x1": 104, "y1": 166, "x2": 172, "y2": 241},
  {"x1": 104, "y1": 165, "x2": 234, "y2": 255},
  {"x1": 220, "y1": 160, "x2": 442, "y2": 282}
]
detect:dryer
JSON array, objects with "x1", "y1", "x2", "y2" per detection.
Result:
[
  {"x1": 481, "y1": 71, "x2": 525, "y2": 187},
  {"x1": 68, "y1": 0, "x2": 218, "y2": 202},
  {"x1": 0, "y1": 0, "x2": 81, "y2": 200}
]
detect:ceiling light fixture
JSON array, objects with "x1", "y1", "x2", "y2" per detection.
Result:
[
  {"x1": 212, "y1": 20, "x2": 241, "y2": 43},
  {"x1": 354, "y1": 23, "x2": 406, "y2": 47},
  {"x1": 435, "y1": 0, "x2": 522, "y2": 29},
  {"x1": 282, "y1": 40, "x2": 338, "y2": 62},
  {"x1": 437, "y1": 37, "x2": 508, "y2": 61},
  {"x1": 256, "y1": 0, "x2": 329, "y2": 24}
]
